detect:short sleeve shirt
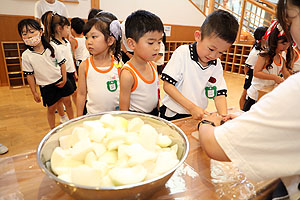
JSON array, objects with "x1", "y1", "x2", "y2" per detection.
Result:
[
  {"x1": 215, "y1": 72, "x2": 300, "y2": 181},
  {"x1": 34, "y1": 0, "x2": 68, "y2": 19},
  {"x1": 245, "y1": 48, "x2": 259, "y2": 69},
  {"x1": 161, "y1": 42, "x2": 227, "y2": 115},
  {"x1": 22, "y1": 47, "x2": 66, "y2": 86}
]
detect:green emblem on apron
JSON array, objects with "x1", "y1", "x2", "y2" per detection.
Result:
[
  {"x1": 205, "y1": 86, "x2": 217, "y2": 99},
  {"x1": 107, "y1": 80, "x2": 118, "y2": 92}
]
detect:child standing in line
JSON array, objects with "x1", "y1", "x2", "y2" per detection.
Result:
[
  {"x1": 42, "y1": 11, "x2": 75, "y2": 121},
  {"x1": 18, "y1": 19, "x2": 73, "y2": 129},
  {"x1": 243, "y1": 21, "x2": 292, "y2": 112},
  {"x1": 160, "y1": 10, "x2": 239, "y2": 121},
  {"x1": 76, "y1": 13, "x2": 122, "y2": 116},
  {"x1": 239, "y1": 26, "x2": 267, "y2": 109},
  {"x1": 70, "y1": 17, "x2": 90, "y2": 74},
  {"x1": 119, "y1": 10, "x2": 163, "y2": 116}
]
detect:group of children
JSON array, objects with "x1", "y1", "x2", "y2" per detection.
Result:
[{"x1": 18, "y1": 8, "x2": 297, "y2": 130}]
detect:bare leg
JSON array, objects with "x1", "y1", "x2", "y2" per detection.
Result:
[
  {"x1": 239, "y1": 89, "x2": 247, "y2": 110},
  {"x1": 63, "y1": 96, "x2": 74, "y2": 120},
  {"x1": 72, "y1": 90, "x2": 77, "y2": 107},
  {"x1": 47, "y1": 103, "x2": 58, "y2": 129},
  {"x1": 57, "y1": 100, "x2": 65, "y2": 117}
]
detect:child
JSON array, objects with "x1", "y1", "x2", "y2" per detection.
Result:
[
  {"x1": 76, "y1": 12, "x2": 122, "y2": 116},
  {"x1": 160, "y1": 10, "x2": 239, "y2": 121},
  {"x1": 70, "y1": 17, "x2": 90, "y2": 74},
  {"x1": 119, "y1": 10, "x2": 163, "y2": 116},
  {"x1": 18, "y1": 18, "x2": 73, "y2": 129},
  {"x1": 42, "y1": 11, "x2": 75, "y2": 121},
  {"x1": 243, "y1": 21, "x2": 292, "y2": 112},
  {"x1": 239, "y1": 26, "x2": 267, "y2": 109}
]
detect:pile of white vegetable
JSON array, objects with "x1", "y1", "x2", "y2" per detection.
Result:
[{"x1": 50, "y1": 114, "x2": 179, "y2": 187}]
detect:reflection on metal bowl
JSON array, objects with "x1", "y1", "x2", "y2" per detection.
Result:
[{"x1": 37, "y1": 111, "x2": 189, "y2": 200}]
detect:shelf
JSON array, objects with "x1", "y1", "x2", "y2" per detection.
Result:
[{"x1": 2, "y1": 41, "x2": 27, "y2": 88}]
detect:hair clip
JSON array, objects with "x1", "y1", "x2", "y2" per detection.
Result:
[
  {"x1": 109, "y1": 20, "x2": 121, "y2": 40},
  {"x1": 263, "y1": 20, "x2": 285, "y2": 40}
]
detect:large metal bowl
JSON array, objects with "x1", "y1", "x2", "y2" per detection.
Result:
[{"x1": 37, "y1": 111, "x2": 189, "y2": 200}]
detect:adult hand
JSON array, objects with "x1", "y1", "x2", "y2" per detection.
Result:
[{"x1": 202, "y1": 113, "x2": 223, "y2": 126}]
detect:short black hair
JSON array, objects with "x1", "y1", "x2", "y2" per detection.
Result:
[
  {"x1": 125, "y1": 10, "x2": 164, "y2": 42},
  {"x1": 88, "y1": 8, "x2": 103, "y2": 20},
  {"x1": 201, "y1": 10, "x2": 239, "y2": 44},
  {"x1": 71, "y1": 17, "x2": 85, "y2": 34}
]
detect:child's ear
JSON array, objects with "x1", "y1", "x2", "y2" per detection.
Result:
[
  {"x1": 194, "y1": 30, "x2": 201, "y2": 42},
  {"x1": 107, "y1": 36, "x2": 115, "y2": 46},
  {"x1": 126, "y1": 38, "x2": 136, "y2": 50}
]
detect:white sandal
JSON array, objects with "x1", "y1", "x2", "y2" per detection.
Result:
[{"x1": 0, "y1": 144, "x2": 8, "y2": 155}]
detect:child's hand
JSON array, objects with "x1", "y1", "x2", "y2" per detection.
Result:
[
  {"x1": 274, "y1": 75, "x2": 284, "y2": 84},
  {"x1": 222, "y1": 113, "x2": 238, "y2": 122},
  {"x1": 202, "y1": 113, "x2": 223, "y2": 126},
  {"x1": 56, "y1": 79, "x2": 66, "y2": 88},
  {"x1": 190, "y1": 106, "x2": 209, "y2": 120},
  {"x1": 33, "y1": 92, "x2": 41, "y2": 103}
]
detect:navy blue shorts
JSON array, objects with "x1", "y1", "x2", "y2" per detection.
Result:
[
  {"x1": 40, "y1": 78, "x2": 74, "y2": 107},
  {"x1": 67, "y1": 72, "x2": 77, "y2": 91},
  {"x1": 243, "y1": 68, "x2": 253, "y2": 90}
]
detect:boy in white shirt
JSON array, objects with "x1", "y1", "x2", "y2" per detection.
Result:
[{"x1": 160, "y1": 10, "x2": 239, "y2": 121}]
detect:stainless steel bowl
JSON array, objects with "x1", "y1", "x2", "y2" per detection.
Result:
[{"x1": 37, "y1": 111, "x2": 189, "y2": 200}]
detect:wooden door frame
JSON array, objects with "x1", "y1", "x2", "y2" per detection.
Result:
[{"x1": 91, "y1": 0, "x2": 100, "y2": 9}]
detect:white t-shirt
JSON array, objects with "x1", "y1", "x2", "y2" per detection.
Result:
[
  {"x1": 86, "y1": 56, "x2": 120, "y2": 114},
  {"x1": 247, "y1": 55, "x2": 284, "y2": 100},
  {"x1": 51, "y1": 38, "x2": 75, "y2": 73},
  {"x1": 161, "y1": 43, "x2": 227, "y2": 116},
  {"x1": 245, "y1": 48, "x2": 259, "y2": 69},
  {"x1": 215, "y1": 72, "x2": 300, "y2": 182},
  {"x1": 22, "y1": 47, "x2": 66, "y2": 86},
  {"x1": 34, "y1": 0, "x2": 68, "y2": 19},
  {"x1": 154, "y1": 42, "x2": 165, "y2": 66},
  {"x1": 73, "y1": 36, "x2": 90, "y2": 62},
  {"x1": 122, "y1": 62, "x2": 160, "y2": 113}
]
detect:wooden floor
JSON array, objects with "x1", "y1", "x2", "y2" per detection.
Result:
[{"x1": 0, "y1": 72, "x2": 244, "y2": 157}]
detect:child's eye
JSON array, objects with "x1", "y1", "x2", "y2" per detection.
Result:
[
  {"x1": 85, "y1": 36, "x2": 88, "y2": 40},
  {"x1": 148, "y1": 42, "x2": 154, "y2": 45},
  {"x1": 92, "y1": 36, "x2": 97, "y2": 39},
  {"x1": 209, "y1": 48, "x2": 214, "y2": 51}
]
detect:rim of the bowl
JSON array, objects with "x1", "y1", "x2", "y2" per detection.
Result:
[{"x1": 37, "y1": 111, "x2": 189, "y2": 190}]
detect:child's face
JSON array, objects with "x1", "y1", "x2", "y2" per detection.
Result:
[
  {"x1": 21, "y1": 26, "x2": 41, "y2": 40},
  {"x1": 276, "y1": 39, "x2": 290, "y2": 53},
  {"x1": 195, "y1": 31, "x2": 231, "y2": 66},
  {"x1": 85, "y1": 26, "x2": 111, "y2": 55},
  {"x1": 61, "y1": 25, "x2": 70, "y2": 38},
  {"x1": 131, "y1": 31, "x2": 163, "y2": 62}
]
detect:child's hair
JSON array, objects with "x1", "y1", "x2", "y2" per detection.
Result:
[
  {"x1": 41, "y1": 11, "x2": 70, "y2": 42},
  {"x1": 88, "y1": 8, "x2": 103, "y2": 20},
  {"x1": 261, "y1": 25, "x2": 292, "y2": 70},
  {"x1": 71, "y1": 17, "x2": 85, "y2": 35},
  {"x1": 125, "y1": 10, "x2": 164, "y2": 42},
  {"x1": 83, "y1": 12, "x2": 122, "y2": 62},
  {"x1": 201, "y1": 10, "x2": 239, "y2": 44},
  {"x1": 253, "y1": 26, "x2": 268, "y2": 50},
  {"x1": 277, "y1": 0, "x2": 300, "y2": 42},
  {"x1": 17, "y1": 18, "x2": 55, "y2": 57}
]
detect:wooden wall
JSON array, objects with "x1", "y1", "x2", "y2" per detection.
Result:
[{"x1": 0, "y1": 14, "x2": 198, "y2": 86}]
